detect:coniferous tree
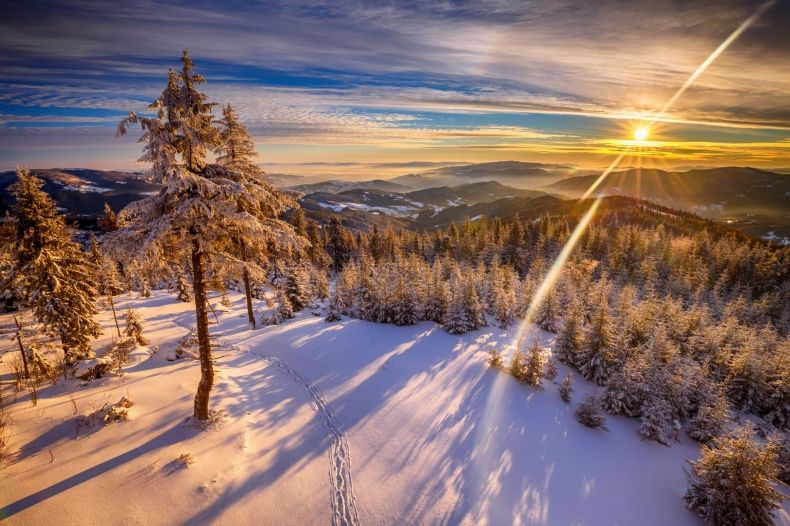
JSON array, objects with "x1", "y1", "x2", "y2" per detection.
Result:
[
  {"x1": 7, "y1": 168, "x2": 101, "y2": 364},
  {"x1": 325, "y1": 287, "x2": 342, "y2": 322},
  {"x1": 544, "y1": 357, "x2": 558, "y2": 380},
  {"x1": 215, "y1": 102, "x2": 296, "y2": 329},
  {"x1": 684, "y1": 425, "x2": 785, "y2": 526},
  {"x1": 555, "y1": 295, "x2": 584, "y2": 366},
  {"x1": 423, "y1": 261, "x2": 450, "y2": 323},
  {"x1": 687, "y1": 386, "x2": 731, "y2": 444},
  {"x1": 579, "y1": 297, "x2": 620, "y2": 385},
  {"x1": 98, "y1": 202, "x2": 119, "y2": 232},
  {"x1": 576, "y1": 393, "x2": 608, "y2": 430},
  {"x1": 391, "y1": 277, "x2": 419, "y2": 326},
  {"x1": 559, "y1": 374, "x2": 574, "y2": 403},
  {"x1": 488, "y1": 348, "x2": 504, "y2": 369},
  {"x1": 639, "y1": 395, "x2": 673, "y2": 445},
  {"x1": 176, "y1": 272, "x2": 191, "y2": 302},
  {"x1": 108, "y1": 50, "x2": 298, "y2": 420},
  {"x1": 124, "y1": 308, "x2": 148, "y2": 345},
  {"x1": 90, "y1": 234, "x2": 124, "y2": 338},
  {"x1": 535, "y1": 288, "x2": 560, "y2": 333},
  {"x1": 509, "y1": 347, "x2": 527, "y2": 382},
  {"x1": 285, "y1": 264, "x2": 310, "y2": 311},
  {"x1": 524, "y1": 340, "x2": 545, "y2": 388}
]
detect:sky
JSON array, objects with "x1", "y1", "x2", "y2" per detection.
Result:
[{"x1": 1, "y1": 0, "x2": 789, "y2": 175}]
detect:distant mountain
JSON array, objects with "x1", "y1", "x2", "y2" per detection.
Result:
[
  {"x1": 545, "y1": 167, "x2": 790, "y2": 242},
  {"x1": 391, "y1": 160, "x2": 575, "y2": 189},
  {"x1": 288, "y1": 179, "x2": 411, "y2": 196},
  {"x1": 298, "y1": 181, "x2": 545, "y2": 224},
  {"x1": 0, "y1": 169, "x2": 160, "y2": 220}
]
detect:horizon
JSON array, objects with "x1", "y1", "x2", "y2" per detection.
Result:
[{"x1": 2, "y1": 1, "x2": 790, "y2": 173}]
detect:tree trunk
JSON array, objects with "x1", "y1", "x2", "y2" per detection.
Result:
[
  {"x1": 13, "y1": 315, "x2": 30, "y2": 379},
  {"x1": 243, "y1": 267, "x2": 255, "y2": 329},
  {"x1": 240, "y1": 240, "x2": 255, "y2": 329},
  {"x1": 108, "y1": 295, "x2": 121, "y2": 338},
  {"x1": 191, "y1": 239, "x2": 214, "y2": 420}
]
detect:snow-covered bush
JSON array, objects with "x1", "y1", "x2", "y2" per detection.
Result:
[
  {"x1": 575, "y1": 394, "x2": 608, "y2": 430},
  {"x1": 176, "y1": 273, "x2": 191, "y2": 302},
  {"x1": 559, "y1": 374, "x2": 573, "y2": 403},
  {"x1": 487, "y1": 349, "x2": 504, "y2": 369},
  {"x1": 124, "y1": 308, "x2": 148, "y2": 345}
]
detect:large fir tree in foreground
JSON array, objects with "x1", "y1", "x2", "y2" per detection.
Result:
[
  {"x1": 107, "y1": 50, "x2": 299, "y2": 420},
  {"x1": 684, "y1": 425, "x2": 785, "y2": 525},
  {"x1": 7, "y1": 168, "x2": 101, "y2": 364}
]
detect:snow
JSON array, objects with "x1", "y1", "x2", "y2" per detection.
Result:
[
  {"x1": 61, "y1": 185, "x2": 112, "y2": 193},
  {"x1": 2, "y1": 291, "x2": 789, "y2": 525}
]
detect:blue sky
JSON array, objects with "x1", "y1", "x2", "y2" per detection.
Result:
[{"x1": 1, "y1": 0, "x2": 789, "y2": 173}]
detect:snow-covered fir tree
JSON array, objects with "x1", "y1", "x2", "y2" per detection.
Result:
[
  {"x1": 555, "y1": 295, "x2": 584, "y2": 366},
  {"x1": 544, "y1": 357, "x2": 558, "y2": 380},
  {"x1": 578, "y1": 292, "x2": 621, "y2": 385},
  {"x1": 325, "y1": 287, "x2": 343, "y2": 322},
  {"x1": 602, "y1": 354, "x2": 648, "y2": 417},
  {"x1": 285, "y1": 264, "x2": 310, "y2": 311},
  {"x1": 686, "y1": 385, "x2": 731, "y2": 444},
  {"x1": 524, "y1": 341, "x2": 545, "y2": 388},
  {"x1": 488, "y1": 348, "x2": 504, "y2": 369},
  {"x1": 107, "y1": 50, "x2": 299, "y2": 420},
  {"x1": 509, "y1": 347, "x2": 527, "y2": 382},
  {"x1": 639, "y1": 395, "x2": 674, "y2": 445},
  {"x1": 6, "y1": 168, "x2": 101, "y2": 364},
  {"x1": 124, "y1": 308, "x2": 148, "y2": 346},
  {"x1": 575, "y1": 393, "x2": 608, "y2": 430},
  {"x1": 176, "y1": 272, "x2": 191, "y2": 302},
  {"x1": 391, "y1": 277, "x2": 419, "y2": 326},
  {"x1": 90, "y1": 234, "x2": 124, "y2": 338},
  {"x1": 444, "y1": 273, "x2": 486, "y2": 334},
  {"x1": 215, "y1": 102, "x2": 298, "y2": 329},
  {"x1": 534, "y1": 288, "x2": 560, "y2": 333},
  {"x1": 559, "y1": 374, "x2": 573, "y2": 403},
  {"x1": 423, "y1": 261, "x2": 450, "y2": 323},
  {"x1": 684, "y1": 425, "x2": 785, "y2": 526}
]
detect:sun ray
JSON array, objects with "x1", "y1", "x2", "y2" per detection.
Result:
[{"x1": 513, "y1": 0, "x2": 777, "y2": 345}]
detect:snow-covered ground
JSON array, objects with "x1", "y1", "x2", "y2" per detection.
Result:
[{"x1": 2, "y1": 291, "x2": 788, "y2": 525}]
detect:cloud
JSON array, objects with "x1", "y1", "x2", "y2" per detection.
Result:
[{"x1": 1, "y1": 0, "x2": 789, "y2": 170}]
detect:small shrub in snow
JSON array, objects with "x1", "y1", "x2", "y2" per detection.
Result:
[
  {"x1": 79, "y1": 396, "x2": 134, "y2": 428},
  {"x1": 140, "y1": 278, "x2": 151, "y2": 298},
  {"x1": 325, "y1": 291, "x2": 342, "y2": 322},
  {"x1": 76, "y1": 356, "x2": 114, "y2": 380},
  {"x1": 543, "y1": 357, "x2": 558, "y2": 380},
  {"x1": 124, "y1": 308, "x2": 148, "y2": 345},
  {"x1": 176, "y1": 273, "x2": 191, "y2": 302},
  {"x1": 26, "y1": 344, "x2": 55, "y2": 381},
  {"x1": 559, "y1": 374, "x2": 573, "y2": 403},
  {"x1": 176, "y1": 452, "x2": 195, "y2": 468},
  {"x1": 487, "y1": 349, "x2": 504, "y2": 369},
  {"x1": 103, "y1": 396, "x2": 133, "y2": 423},
  {"x1": 684, "y1": 425, "x2": 785, "y2": 526},
  {"x1": 575, "y1": 394, "x2": 608, "y2": 431}
]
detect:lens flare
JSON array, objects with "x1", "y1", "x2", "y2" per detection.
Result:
[{"x1": 512, "y1": 0, "x2": 776, "y2": 347}]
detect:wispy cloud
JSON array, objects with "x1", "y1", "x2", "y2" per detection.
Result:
[{"x1": 1, "y1": 0, "x2": 789, "y2": 170}]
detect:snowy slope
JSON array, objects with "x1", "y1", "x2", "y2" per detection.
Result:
[{"x1": 2, "y1": 292, "x2": 788, "y2": 525}]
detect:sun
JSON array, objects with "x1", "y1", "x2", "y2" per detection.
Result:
[{"x1": 634, "y1": 126, "x2": 650, "y2": 142}]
